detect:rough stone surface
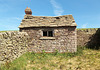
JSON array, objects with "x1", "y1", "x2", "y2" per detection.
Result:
[
  {"x1": 18, "y1": 15, "x2": 77, "y2": 28},
  {"x1": 1, "y1": 28, "x2": 100, "y2": 65},
  {"x1": 0, "y1": 31, "x2": 29, "y2": 65},
  {"x1": 20, "y1": 27, "x2": 77, "y2": 53},
  {"x1": 77, "y1": 28, "x2": 100, "y2": 48},
  {"x1": 19, "y1": 14, "x2": 77, "y2": 53}
]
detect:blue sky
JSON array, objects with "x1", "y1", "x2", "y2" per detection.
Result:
[{"x1": 0, "y1": 0, "x2": 100, "y2": 31}]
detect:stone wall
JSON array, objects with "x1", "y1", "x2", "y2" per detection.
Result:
[
  {"x1": 20, "y1": 26, "x2": 77, "y2": 53},
  {"x1": 1, "y1": 28, "x2": 100, "y2": 65},
  {"x1": 77, "y1": 28, "x2": 100, "y2": 49},
  {"x1": 0, "y1": 31, "x2": 29, "y2": 65}
]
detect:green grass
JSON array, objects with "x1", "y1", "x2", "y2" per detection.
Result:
[
  {"x1": 0, "y1": 30, "x2": 18, "y2": 32},
  {"x1": 0, "y1": 31, "x2": 8, "y2": 32},
  {"x1": 77, "y1": 28, "x2": 98, "y2": 30},
  {"x1": 0, "y1": 47, "x2": 100, "y2": 70}
]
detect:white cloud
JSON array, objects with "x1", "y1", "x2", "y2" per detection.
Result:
[
  {"x1": 82, "y1": 23, "x2": 88, "y2": 28},
  {"x1": 50, "y1": 0, "x2": 64, "y2": 16}
]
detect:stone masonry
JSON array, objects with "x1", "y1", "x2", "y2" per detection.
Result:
[
  {"x1": 0, "y1": 31, "x2": 29, "y2": 65},
  {"x1": 77, "y1": 28, "x2": 100, "y2": 49},
  {"x1": 0, "y1": 7, "x2": 100, "y2": 66},
  {"x1": 19, "y1": 7, "x2": 77, "y2": 53},
  {"x1": 0, "y1": 28, "x2": 100, "y2": 65},
  {"x1": 20, "y1": 27, "x2": 77, "y2": 53}
]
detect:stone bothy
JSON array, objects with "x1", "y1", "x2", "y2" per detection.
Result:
[{"x1": 19, "y1": 7, "x2": 77, "y2": 53}]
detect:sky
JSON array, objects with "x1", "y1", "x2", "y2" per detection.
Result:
[{"x1": 0, "y1": 0, "x2": 100, "y2": 31}]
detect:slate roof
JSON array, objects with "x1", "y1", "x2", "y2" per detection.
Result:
[{"x1": 19, "y1": 15, "x2": 77, "y2": 28}]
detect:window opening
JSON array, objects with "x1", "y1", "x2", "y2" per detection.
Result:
[{"x1": 43, "y1": 31, "x2": 53, "y2": 37}]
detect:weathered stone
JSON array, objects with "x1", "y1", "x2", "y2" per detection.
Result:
[
  {"x1": 0, "y1": 31, "x2": 29, "y2": 65},
  {"x1": 19, "y1": 14, "x2": 77, "y2": 28},
  {"x1": 20, "y1": 27, "x2": 77, "y2": 53},
  {"x1": 77, "y1": 28, "x2": 100, "y2": 47}
]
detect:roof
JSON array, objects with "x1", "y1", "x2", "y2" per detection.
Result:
[{"x1": 19, "y1": 15, "x2": 77, "y2": 28}]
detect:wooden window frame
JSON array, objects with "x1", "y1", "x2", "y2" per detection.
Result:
[{"x1": 43, "y1": 30, "x2": 53, "y2": 37}]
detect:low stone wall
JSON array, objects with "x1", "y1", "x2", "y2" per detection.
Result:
[
  {"x1": 77, "y1": 28, "x2": 100, "y2": 49},
  {"x1": 0, "y1": 31, "x2": 29, "y2": 65},
  {"x1": 0, "y1": 28, "x2": 100, "y2": 65}
]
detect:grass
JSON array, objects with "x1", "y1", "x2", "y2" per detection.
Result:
[
  {"x1": 77, "y1": 28, "x2": 98, "y2": 30},
  {"x1": 0, "y1": 47, "x2": 100, "y2": 70},
  {"x1": 0, "y1": 30, "x2": 18, "y2": 32}
]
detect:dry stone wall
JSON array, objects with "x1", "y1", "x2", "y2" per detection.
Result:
[
  {"x1": 0, "y1": 28, "x2": 100, "y2": 65},
  {"x1": 77, "y1": 28, "x2": 100, "y2": 49},
  {"x1": 0, "y1": 31, "x2": 29, "y2": 65}
]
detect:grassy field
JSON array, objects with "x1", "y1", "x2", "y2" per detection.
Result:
[{"x1": 0, "y1": 47, "x2": 100, "y2": 70}]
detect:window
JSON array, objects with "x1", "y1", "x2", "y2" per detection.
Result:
[
  {"x1": 43, "y1": 31, "x2": 53, "y2": 37},
  {"x1": 55, "y1": 17, "x2": 60, "y2": 19}
]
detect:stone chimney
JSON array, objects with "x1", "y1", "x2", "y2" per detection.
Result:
[{"x1": 25, "y1": 7, "x2": 32, "y2": 15}]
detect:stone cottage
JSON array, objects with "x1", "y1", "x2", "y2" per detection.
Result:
[{"x1": 19, "y1": 7, "x2": 77, "y2": 53}]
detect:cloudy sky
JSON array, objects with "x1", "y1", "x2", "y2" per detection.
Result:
[{"x1": 0, "y1": 0, "x2": 100, "y2": 31}]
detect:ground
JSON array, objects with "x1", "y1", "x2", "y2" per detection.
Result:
[{"x1": 0, "y1": 47, "x2": 100, "y2": 70}]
